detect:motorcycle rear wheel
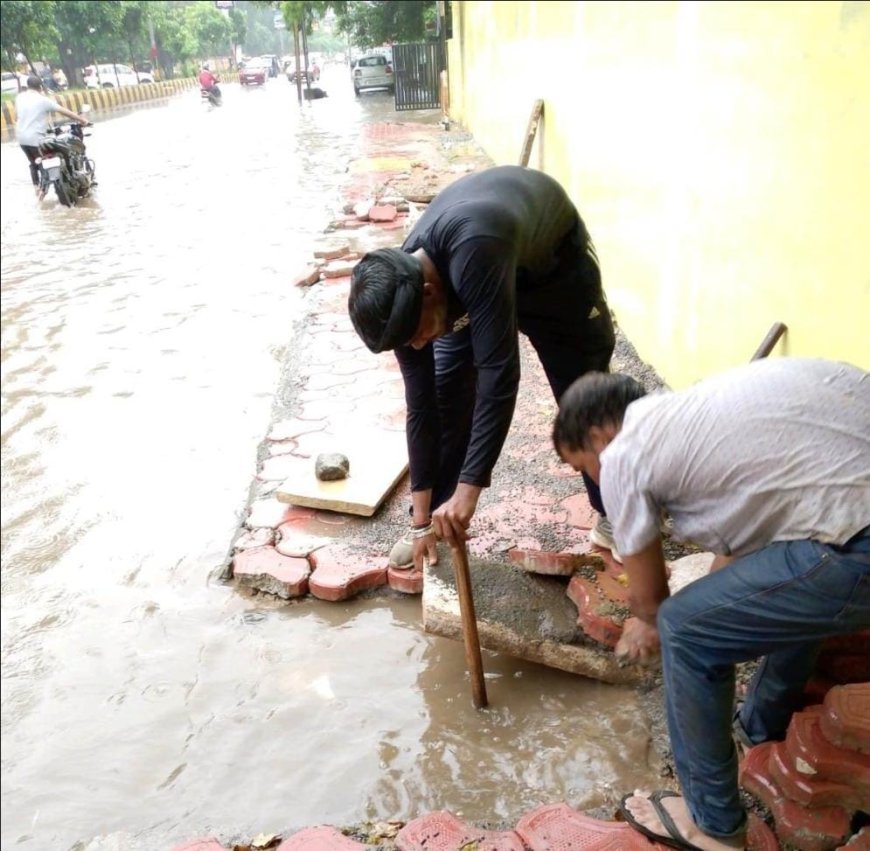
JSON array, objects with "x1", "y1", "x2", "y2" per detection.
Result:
[{"x1": 54, "y1": 180, "x2": 75, "y2": 207}]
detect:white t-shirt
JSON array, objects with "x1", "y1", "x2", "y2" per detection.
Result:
[
  {"x1": 600, "y1": 358, "x2": 870, "y2": 558},
  {"x1": 15, "y1": 89, "x2": 59, "y2": 146}
]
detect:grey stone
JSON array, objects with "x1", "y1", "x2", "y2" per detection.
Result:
[{"x1": 315, "y1": 452, "x2": 350, "y2": 481}]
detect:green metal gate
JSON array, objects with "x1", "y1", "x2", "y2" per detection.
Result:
[{"x1": 392, "y1": 42, "x2": 444, "y2": 111}]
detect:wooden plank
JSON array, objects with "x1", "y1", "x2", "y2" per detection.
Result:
[
  {"x1": 275, "y1": 429, "x2": 407, "y2": 517},
  {"x1": 518, "y1": 99, "x2": 544, "y2": 167}
]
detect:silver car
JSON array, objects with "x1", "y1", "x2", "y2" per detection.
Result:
[{"x1": 352, "y1": 54, "x2": 394, "y2": 96}]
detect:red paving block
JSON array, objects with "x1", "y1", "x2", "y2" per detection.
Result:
[
  {"x1": 369, "y1": 204, "x2": 398, "y2": 222},
  {"x1": 786, "y1": 706, "x2": 870, "y2": 794},
  {"x1": 769, "y1": 740, "x2": 866, "y2": 810},
  {"x1": 276, "y1": 826, "x2": 367, "y2": 849},
  {"x1": 313, "y1": 244, "x2": 351, "y2": 260},
  {"x1": 740, "y1": 742, "x2": 852, "y2": 851},
  {"x1": 308, "y1": 544, "x2": 388, "y2": 601},
  {"x1": 293, "y1": 264, "x2": 322, "y2": 287},
  {"x1": 395, "y1": 810, "x2": 525, "y2": 851},
  {"x1": 170, "y1": 839, "x2": 227, "y2": 851},
  {"x1": 232, "y1": 546, "x2": 310, "y2": 599},
  {"x1": 508, "y1": 548, "x2": 604, "y2": 577},
  {"x1": 566, "y1": 574, "x2": 625, "y2": 648},
  {"x1": 821, "y1": 683, "x2": 870, "y2": 755},
  {"x1": 560, "y1": 492, "x2": 599, "y2": 530},
  {"x1": 387, "y1": 565, "x2": 424, "y2": 594},
  {"x1": 516, "y1": 803, "x2": 660, "y2": 850}
]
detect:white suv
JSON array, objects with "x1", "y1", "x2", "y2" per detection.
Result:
[
  {"x1": 84, "y1": 63, "x2": 154, "y2": 89},
  {"x1": 352, "y1": 54, "x2": 394, "y2": 96}
]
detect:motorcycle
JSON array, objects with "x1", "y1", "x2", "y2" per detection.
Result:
[
  {"x1": 38, "y1": 106, "x2": 95, "y2": 207},
  {"x1": 201, "y1": 78, "x2": 222, "y2": 107}
]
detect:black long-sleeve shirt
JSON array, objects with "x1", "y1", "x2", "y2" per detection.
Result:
[{"x1": 396, "y1": 165, "x2": 584, "y2": 493}]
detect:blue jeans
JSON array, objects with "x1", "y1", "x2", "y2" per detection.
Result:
[{"x1": 657, "y1": 528, "x2": 870, "y2": 839}]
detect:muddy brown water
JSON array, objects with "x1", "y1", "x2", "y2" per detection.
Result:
[{"x1": 1, "y1": 70, "x2": 665, "y2": 849}]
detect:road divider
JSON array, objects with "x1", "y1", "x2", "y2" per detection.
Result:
[{"x1": 1, "y1": 77, "x2": 198, "y2": 139}]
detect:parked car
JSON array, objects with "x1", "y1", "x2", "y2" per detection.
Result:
[
  {"x1": 1, "y1": 71, "x2": 20, "y2": 94},
  {"x1": 352, "y1": 54, "x2": 394, "y2": 96},
  {"x1": 239, "y1": 57, "x2": 269, "y2": 86},
  {"x1": 84, "y1": 63, "x2": 153, "y2": 88}
]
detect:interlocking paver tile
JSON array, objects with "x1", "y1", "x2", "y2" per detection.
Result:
[
  {"x1": 170, "y1": 839, "x2": 227, "y2": 851},
  {"x1": 276, "y1": 826, "x2": 367, "y2": 849},
  {"x1": 740, "y1": 742, "x2": 852, "y2": 851},
  {"x1": 786, "y1": 706, "x2": 870, "y2": 793},
  {"x1": 508, "y1": 548, "x2": 605, "y2": 577},
  {"x1": 516, "y1": 802, "x2": 660, "y2": 850},
  {"x1": 769, "y1": 740, "x2": 866, "y2": 810},
  {"x1": 232, "y1": 546, "x2": 310, "y2": 599},
  {"x1": 566, "y1": 575, "x2": 625, "y2": 649},
  {"x1": 395, "y1": 810, "x2": 525, "y2": 851},
  {"x1": 308, "y1": 544, "x2": 388, "y2": 601},
  {"x1": 821, "y1": 683, "x2": 870, "y2": 754},
  {"x1": 560, "y1": 492, "x2": 598, "y2": 530},
  {"x1": 387, "y1": 565, "x2": 424, "y2": 594}
]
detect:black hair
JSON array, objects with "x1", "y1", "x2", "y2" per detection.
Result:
[
  {"x1": 552, "y1": 372, "x2": 647, "y2": 453},
  {"x1": 348, "y1": 248, "x2": 424, "y2": 353},
  {"x1": 26, "y1": 75, "x2": 43, "y2": 90}
]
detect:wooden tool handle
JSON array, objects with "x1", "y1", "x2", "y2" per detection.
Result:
[{"x1": 450, "y1": 539, "x2": 488, "y2": 709}]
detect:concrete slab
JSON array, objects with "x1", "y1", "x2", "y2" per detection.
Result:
[{"x1": 422, "y1": 547, "x2": 656, "y2": 687}]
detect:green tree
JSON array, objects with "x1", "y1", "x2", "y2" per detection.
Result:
[
  {"x1": 157, "y1": 4, "x2": 199, "y2": 74},
  {"x1": 186, "y1": 2, "x2": 233, "y2": 59},
  {"x1": 333, "y1": 0, "x2": 435, "y2": 49},
  {"x1": 0, "y1": 0, "x2": 58, "y2": 74},
  {"x1": 229, "y1": 8, "x2": 247, "y2": 58},
  {"x1": 53, "y1": 0, "x2": 126, "y2": 87}
]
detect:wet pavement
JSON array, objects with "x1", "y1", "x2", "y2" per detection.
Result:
[
  {"x1": 3, "y1": 70, "x2": 867, "y2": 851},
  {"x1": 1, "y1": 70, "x2": 667, "y2": 850}
]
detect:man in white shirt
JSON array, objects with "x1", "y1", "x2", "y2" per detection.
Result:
[
  {"x1": 553, "y1": 358, "x2": 869, "y2": 851},
  {"x1": 15, "y1": 75, "x2": 91, "y2": 197}
]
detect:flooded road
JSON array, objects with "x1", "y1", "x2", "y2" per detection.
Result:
[{"x1": 1, "y1": 69, "x2": 662, "y2": 848}]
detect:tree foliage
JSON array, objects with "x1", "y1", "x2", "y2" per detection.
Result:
[
  {"x1": 0, "y1": 0, "x2": 58, "y2": 71},
  {"x1": 0, "y1": 0, "x2": 267, "y2": 82},
  {"x1": 333, "y1": 1, "x2": 435, "y2": 48}
]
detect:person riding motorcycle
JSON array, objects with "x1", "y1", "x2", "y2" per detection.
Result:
[
  {"x1": 14, "y1": 75, "x2": 90, "y2": 198},
  {"x1": 198, "y1": 63, "x2": 221, "y2": 102}
]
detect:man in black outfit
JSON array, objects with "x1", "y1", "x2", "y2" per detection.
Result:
[{"x1": 348, "y1": 165, "x2": 616, "y2": 570}]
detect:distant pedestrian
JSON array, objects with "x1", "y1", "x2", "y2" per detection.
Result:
[
  {"x1": 14, "y1": 75, "x2": 91, "y2": 197},
  {"x1": 348, "y1": 165, "x2": 616, "y2": 570}
]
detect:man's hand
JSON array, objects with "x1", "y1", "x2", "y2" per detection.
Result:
[
  {"x1": 432, "y1": 483, "x2": 482, "y2": 544},
  {"x1": 413, "y1": 532, "x2": 438, "y2": 571},
  {"x1": 615, "y1": 617, "x2": 661, "y2": 667}
]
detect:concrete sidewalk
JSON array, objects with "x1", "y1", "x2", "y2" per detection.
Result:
[{"x1": 198, "y1": 119, "x2": 869, "y2": 851}]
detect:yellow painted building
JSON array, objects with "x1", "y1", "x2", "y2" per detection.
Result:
[{"x1": 446, "y1": 1, "x2": 870, "y2": 387}]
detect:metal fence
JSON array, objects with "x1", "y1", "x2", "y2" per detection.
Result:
[{"x1": 392, "y1": 42, "x2": 444, "y2": 111}]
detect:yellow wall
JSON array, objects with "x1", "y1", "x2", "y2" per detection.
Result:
[{"x1": 448, "y1": 1, "x2": 870, "y2": 386}]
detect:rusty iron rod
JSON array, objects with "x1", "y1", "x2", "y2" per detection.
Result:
[
  {"x1": 449, "y1": 539, "x2": 488, "y2": 709},
  {"x1": 751, "y1": 322, "x2": 787, "y2": 361}
]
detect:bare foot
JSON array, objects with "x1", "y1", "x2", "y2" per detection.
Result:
[{"x1": 624, "y1": 791, "x2": 746, "y2": 851}]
